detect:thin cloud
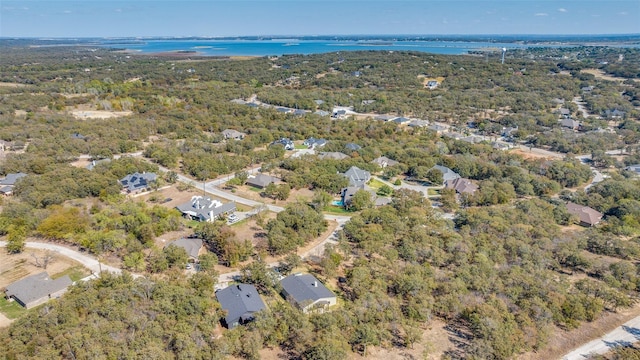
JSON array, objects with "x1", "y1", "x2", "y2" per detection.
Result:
[
  {"x1": 619, "y1": 11, "x2": 628, "y2": 15},
  {"x1": 557, "y1": 8, "x2": 567, "y2": 13},
  {"x1": 534, "y1": 13, "x2": 549, "y2": 17}
]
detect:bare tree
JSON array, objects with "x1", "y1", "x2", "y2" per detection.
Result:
[{"x1": 31, "y1": 250, "x2": 56, "y2": 269}]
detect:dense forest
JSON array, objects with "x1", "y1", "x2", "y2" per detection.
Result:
[{"x1": 0, "y1": 41, "x2": 640, "y2": 359}]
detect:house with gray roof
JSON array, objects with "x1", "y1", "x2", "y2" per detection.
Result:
[
  {"x1": 119, "y1": 172, "x2": 157, "y2": 194},
  {"x1": 374, "y1": 114, "x2": 395, "y2": 122},
  {"x1": 371, "y1": 156, "x2": 399, "y2": 168},
  {"x1": 246, "y1": 174, "x2": 280, "y2": 189},
  {"x1": 393, "y1": 117, "x2": 411, "y2": 125},
  {"x1": 5, "y1": 272, "x2": 72, "y2": 309},
  {"x1": 86, "y1": 158, "x2": 111, "y2": 171},
  {"x1": 0, "y1": 172, "x2": 27, "y2": 186},
  {"x1": 272, "y1": 138, "x2": 294, "y2": 150},
  {"x1": 216, "y1": 284, "x2": 266, "y2": 329},
  {"x1": 624, "y1": 164, "x2": 640, "y2": 176},
  {"x1": 280, "y1": 273, "x2": 336, "y2": 313},
  {"x1": 342, "y1": 166, "x2": 371, "y2": 188},
  {"x1": 318, "y1": 152, "x2": 350, "y2": 160},
  {"x1": 175, "y1": 196, "x2": 236, "y2": 222},
  {"x1": 164, "y1": 237, "x2": 203, "y2": 261},
  {"x1": 314, "y1": 110, "x2": 330, "y2": 117},
  {"x1": 222, "y1": 129, "x2": 246, "y2": 140},
  {"x1": 560, "y1": 118, "x2": 581, "y2": 130},
  {"x1": 303, "y1": 137, "x2": 328, "y2": 149},
  {"x1": 430, "y1": 165, "x2": 460, "y2": 183},
  {"x1": 345, "y1": 143, "x2": 361, "y2": 151}
]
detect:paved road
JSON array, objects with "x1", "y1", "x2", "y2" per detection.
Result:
[
  {"x1": 0, "y1": 241, "x2": 121, "y2": 275},
  {"x1": 562, "y1": 316, "x2": 640, "y2": 359}
]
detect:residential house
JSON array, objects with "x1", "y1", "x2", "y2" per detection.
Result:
[
  {"x1": 164, "y1": 237, "x2": 203, "y2": 262},
  {"x1": 374, "y1": 115, "x2": 395, "y2": 122},
  {"x1": 314, "y1": 99, "x2": 325, "y2": 106},
  {"x1": 361, "y1": 100, "x2": 376, "y2": 105},
  {"x1": 557, "y1": 108, "x2": 571, "y2": 119},
  {"x1": 175, "y1": 196, "x2": 236, "y2": 222},
  {"x1": 276, "y1": 107, "x2": 292, "y2": 114},
  {"x1": 566, "y1": 202, "x2": 603, "y2": 227},
  {"x1": 501, "y1": 126, "x2": 518, "y2": 137},
  {"x1": 0, "y1": 172, "x2": 27, "y2": 186},
  {"x1": 5, "y1": 272, "x2": 72, "y2": 309},
  {"x1": 0, "y1": 172, "x2": 27, "y2": 196},
  {"x1": 272, "y1": 138, "x2": 294, "y2": 150},
  {"x1": 280, "y1": 273, "x2": 337, "y2": 313},
  {"x1": 460, "y1": 135, "x2": 485, "y2": 144},
  {"x1": 371, "y1": 156, "x2": 399, "y2": 168},
  {"x1": 428, "y1": 124, "x2": 448, "y2": 134},
  {"x1": 86, "y1": 158, "x2": 111, "y2": 171},
  {"x1": 318, "y1": 152, "x2": 350, "y2": 160},
  {"x1": 344, "y1": 143, "x2": 361, "y2": 151},
  {"x1": 303, "y1": 137, "x2": 328, "y2": 149},
  {"x1": 246, "y1": 173, "x2": 279, "y2": 189},
  {"x1": 408, "y1": 119, "x2": 429, "y2": 128},
  {"x1": 71, "y1": 132, "x2": 87, "y2": 140},
  {"x1": 340, "y1": 186, "x2": 361, "y2": 206},
  {"x1": 581, "y1": 86, "x2": 595, "y2": 92},
  {"x1": 120, "y1": 172, "x2": 157, "y2": 194},
  {"x1": 332, "y1": 109, "x2": 348, "y2": 119},
  {"x1": 314, "y1": 110, "x2": 330, "y2": 117},
  {"x1": 293, "y1": 109, "x2": 309, "y2": 116},
  {"x1": 560, "y1": 118, "x2": 581, "y2": 130},
  {"x1": 342, "y1": 166, "x2": 371, "y2": 187},
  {"x1": 604, "y1": 109, "x2": 626, "y2": 119},
  {"x1": 216, "y1": 284, "x2": 266, "y2": 329},
  {"x1": 222, "y1": 129, "x2": 246, "y2": 140},
  {"x1": 445, "y1": 177, "x2": 478, "y2": 195},
  {"x1": 393, "y1": 117, "x2": 411, "y2": 125},
  {"x1": 624, "y1": 164, "x2": 640, "y2": 176},
  {"x1": 430, "y1": 165, "x2": 460, "y2": 183}
]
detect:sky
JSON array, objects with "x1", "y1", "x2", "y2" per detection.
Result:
[{"x1": 1, "y1": 0, "x2": 639, "y2": 38}]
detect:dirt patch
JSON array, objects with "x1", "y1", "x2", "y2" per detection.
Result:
[
  {"x1": 0, "y1": 82, "x2": 26, "y2": 88},
  {"x1": 0, "y1": 312, "x2": 13, "y2": 328},
  {"x1": 70, "y1": 110, "x2": 133, "y2": 119},
  {"x1": 0, "y1": 248, "x2": 84, "y2": 289},
  {"x1": 520, "y1": 303, "x2": 640, "y2": 360},
  {"x1": 581, "y1": 69, "x2": 639, "y2": 83}
]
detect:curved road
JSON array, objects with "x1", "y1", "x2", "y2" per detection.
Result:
[{"x1": 0, "y1": 241, "x2": 121, "y2": 275}]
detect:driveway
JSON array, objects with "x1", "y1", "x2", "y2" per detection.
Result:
[
  {"x1": 0, "y1": 241, "x2": 121, "y2": 275},
  {"x1": 562, "y1": 317, "x2": 640, "y2": 359}
]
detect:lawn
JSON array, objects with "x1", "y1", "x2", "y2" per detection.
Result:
[
  {"x1": 294, "y1": 144, "x2": 308, "y2": 150},
  {"x1": 52, "y1": 265, "x2": 91, "y2": 282},
  {"x1": 323, "y1": 205, "x2": 351, "y2": 215},
  {"x1": 367, "y1": 178, "x2": 387, "y2": 190},
  {"x1": 428, "y1": 188, "x2": 441, "y2": 196},
  {"x1": 0, "y1": 297, "x2": 26, "y2": 319}
]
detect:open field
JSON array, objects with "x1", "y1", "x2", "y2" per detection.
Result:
[
  {"x1": 581, "y1": 69, "x2": 639, "y2": 83},
  {"x1": 70, "y1": 109, "x2": 133, "y2": 119},
  {"x1": 0, "y1": 247, "x2": 86, "y2": 289}
]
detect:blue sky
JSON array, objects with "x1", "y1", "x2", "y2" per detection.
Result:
[{"x1": 1, "y1": 1, "x2": 638, "y2": 37}]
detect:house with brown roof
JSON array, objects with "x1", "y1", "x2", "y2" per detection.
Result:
[
  {"x1": 371, "y1": 156, "x2": 399, "y2": 169},
  {"x1": 445, "y1": 178, "x2": 478, "y2": 195},
  {"x1": 566, "y1": 202, "x2": 603, "y2": 227}
]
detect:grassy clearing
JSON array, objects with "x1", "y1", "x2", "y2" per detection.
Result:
[
  {"x1": 428, "y1": 188, "x2": 441, "y2": 196},
  {"x1": 52, "y1": 265, "x2": 90, "y2": 282},
  {"x1": 294, "y1": 144, "x2": 308, "y2": 149},
  {"x1": 0, "y1": 297, "x2": 26, "y2": 319},
  {"x1": 367, "y1": 178, "x2": 387, "y2": 190},
  {"x1": 323, "y1": 206, "x2": 351, "y2": 215}
]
